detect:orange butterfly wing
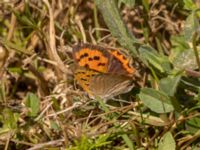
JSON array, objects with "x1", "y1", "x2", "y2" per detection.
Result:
[{"x1": 73, "y1": 43, "x2": 135, "y2": 99}]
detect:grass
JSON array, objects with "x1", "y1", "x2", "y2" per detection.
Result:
[{"x1": 0, "y1": 0, "x2": 200, "y2": 149}]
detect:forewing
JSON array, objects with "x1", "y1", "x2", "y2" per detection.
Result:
[
  {"x1": 74, "y1": 67, "x2": 99, "y2": 96},
  {"x1": 107, "y1": 49, "x2": 135, "y2": 76},
  {"x1": 72, "y1": 43, "x2": 110, "y2": 73}
]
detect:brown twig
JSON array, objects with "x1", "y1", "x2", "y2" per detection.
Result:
[
  {"x1": 185, "y1": 68, "x2": 200, "y2": 78},
  {"x1": 27, "y1": 139, "x2": 64, "y2": 150},
  {"x1": 42, "y1": 0, "x2": 66, "y2": 80}
]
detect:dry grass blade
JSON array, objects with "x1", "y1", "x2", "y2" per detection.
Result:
[
  {"x1": 0, "y1": 0, "x2": 200, "y2": 149},
  {"x1": 42, "y1": 0, "x2": 66, "y2": 77}
]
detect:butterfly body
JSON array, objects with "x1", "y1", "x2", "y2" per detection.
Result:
[{"x1": 73, "y1": 43, "x2": 135, "y2": 99}]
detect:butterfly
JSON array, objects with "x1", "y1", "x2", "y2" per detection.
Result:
[{"x1": 72, "y1": 43, "x2": 136, "y2": 100}]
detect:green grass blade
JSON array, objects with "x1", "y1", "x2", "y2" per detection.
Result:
[{"x1": 94, "y1": 0, "x2": 139, "y2": 56}]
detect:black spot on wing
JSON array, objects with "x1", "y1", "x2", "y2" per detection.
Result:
[
  {"x1": 97, "y1": 63, "x2": 106, "y2": 66},
  {"x1": 80, "y1": 78, "x2": 87, "y2": 81},
  {"x1": 88, "y1": 57, "x2": 93, "y2": 61},
  {"x1": 93, "y1": 56, "x2": 100, "y2": 60},
  {"x1": 84, "y1": 64, "x2": 89, "y2": 68},
  {"x1": 80, "y1": 53, "x2": 89, "y2": 59},
  {"x1": 117, "y1": 51, "x2": 121, "y2": 55}
]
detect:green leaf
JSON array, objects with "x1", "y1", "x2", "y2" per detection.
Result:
[
  {"x1": 170, "y1": 35, "x2": 190, "y2": 51},
  {"x1": 138, "y1": 88, "x2": 174, "y2": 113},
  {"x1": 121, "y1": 134, "x2": 135, "y2": 150},
  {"x1": 25, "y1": 92, "x2": 40, "y2": 117},
  {"x1": 0, "y1": 108, "x2": 19, "y2": 130},
  {"x1": 2, "y1": 40, "x2": 32, "y2": 55},
  {"x1": 50, "y1": 121, "x2": 61, "y2": 131},
  {"x1": 159, "y1": 75, "x2": 181, "y2": 97},
  {"x1": 139, "y1": 46, "x2": 172, "y2": 73},
  {"x1": 170, "y1": 34, "x2": 200, "y2": 70},
  {"x1": 13, "y1": 3, "x2": 38, "y2": 29},
  {"x1": 93, "y1": 134, "x2": 111, "y2": 149},
  {"x1": 184, "y1": 11, "x2": 200, "y2": 41},
  {"x1": 186, "y1": 116, "x2": 200, "y2": 134},
  {"x1": 69, "y1": 135, "x2": 111, "y2": 150},
  {"x1": 142, "y1": 0, "x2": 149, "y2": 13},
  {"x1": 183, "y1": 0, "x2": 198, "y2": 11},
  {"x1": 158, "y1": 132, "x2": 176, "y2": 150},
  {"x1": 8, "y1": 67, "x2": 23, "y2": 74},
  {"x1": 95, "y1": 0, "x2": 139, "y2": 56},
  {"x1": 173, "y1": 48, "x2": 200, "y2": 70},
  {"x1": 170, "y1": 10, "x2": 200, "y2": 71}
]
